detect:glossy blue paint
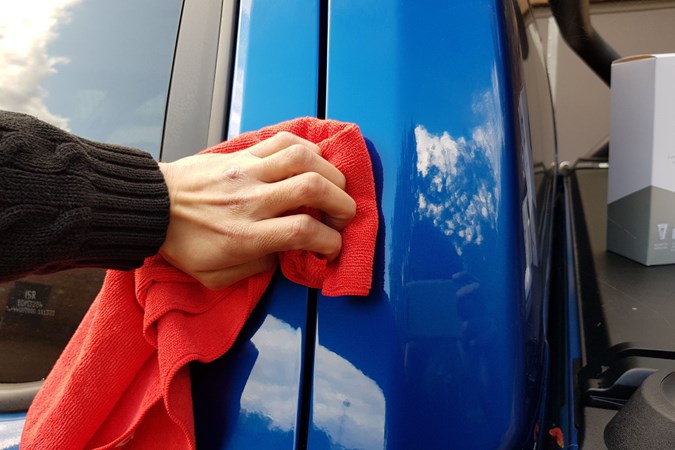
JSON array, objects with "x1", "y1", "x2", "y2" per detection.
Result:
[
  {"x1": 308, "y1": 1, "x2": 546, "y2": 448},
  {"x1": 227, "y1": 0, "x2": 320, "y2": 137},
  {"x1": 192, "y1": 0, "x2": 319, "y2": 448},
  {"x1": 192, "y1": 275, "x2": 309, "y2": 449},
  {"x1": 562, "y1": 196, "x2": 581, "y2": 448}
]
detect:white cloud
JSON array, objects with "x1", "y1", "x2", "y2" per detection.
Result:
[
  {"x1": 415, "y1": 127, "x2": 460, "y2": 178},
  {"x1": 240, "y1": 0, "x2": 252, "y2": 17},
  {"x1": 0, "y1": 0, "x2": 81, "y2": 129},
  {"x1": 414, "y1": 66, "x2": 503, "y2": 255},
  {"x1": 312, "y1": 345, "x2": 385, "y2": 450},
  {"x1": 240, "y1": 316, "x2": 302, "y2": 432},
  {"x1": 471, "y1": 66, "x2": 504, "y2": 189},
  {"x1": 227, "y1": 66, "x2": 245, "y2": 138},
  {"x1": 0, "y1": 416, "x2": 23, "y2": 448},
  {"x1": 227, "y1": 0, "x2": 252, "y2": 138}
]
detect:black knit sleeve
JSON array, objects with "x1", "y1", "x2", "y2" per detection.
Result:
[{"x1": 0, "y1": 111, "x2": 170, "y2": 281}]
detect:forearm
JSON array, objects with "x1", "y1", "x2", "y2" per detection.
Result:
[{"x1": 0, "y1": 111, "x2": 169, "y2": 282}]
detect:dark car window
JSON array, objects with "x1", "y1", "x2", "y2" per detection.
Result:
[
  {"x1": 0, "y1": 0, "x2": 182, "y2": 385},
  {"x1": 0, "y1": 0, "x2": 182, "y2": 158}
]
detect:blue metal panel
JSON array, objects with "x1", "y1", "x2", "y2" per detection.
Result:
[
  {"x1": 192, "y1": 275, "x2": 310, "y2": 449},
  {"x1": 562, "y1": 183, "x2": 582, "y2": 448},
  {"x1": 228, "y1": 0, "x2": 320, "y2": 137},
  {"x1": 192, "y1": 0, "x2": 319, "y2": 448},
  {"x1": 309, "y1": 1, "x2": 538, "y2": 448}
]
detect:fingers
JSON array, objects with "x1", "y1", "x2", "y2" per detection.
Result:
[
  {"x1": 247, "y1": 131, "x2": 346, "y2": 190},
  {"x1": 259, "y1": 172, "x2": 356, "y2": 230},
  {"x1": 252, "y1": 214, "x2": 343, "y2": 261},
  {"x1": 248, "y1": 131, "x2": 320, "y2": 158},
  {"x1": 246, "y1": 133, "x2": 356, "y2": 230},
  {"x1": 255, "y1": 144, "x2": 347, "y2": 189}
]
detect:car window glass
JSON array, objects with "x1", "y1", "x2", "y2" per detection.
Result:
[{"x1": 0, "y1": 0, "x2": 182, "y2": 385}]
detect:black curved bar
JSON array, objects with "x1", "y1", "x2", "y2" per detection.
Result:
[{"x1": 549, "y1": 0, "x2": 620, "y2": 85}]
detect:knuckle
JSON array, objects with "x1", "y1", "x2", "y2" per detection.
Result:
[
  {"x1": 346, "y1": 197, "x2": 357, "y2": 219},
  {"x1": 221, "y1": 165, "x2": 244, "y2": 182},
  {"x1": 321, "y1": 229, "x2": 342, "y2": 256},
  {"x1": 218, "y1": 224, "x2": 241, "y2": 243},
  {"x1": 336, "y1": 170, "x2": 347, "y2": 190},
  {"x1": 221, "y1": 191, "x2": 251, "y2": 216},
  {"x1": 287, "y1": 215, "x2": 315, "y2": 243},
  {"x1": 272, "y1": 131, "x2": 299, "y2": 147},
  {"x1": 296, "y1": 172, "x2": 325, "y2": 199},
  {"x1": 284, "y1": 144, "x2": 313, "y2": 169},
  {"x1": 327, "y1": 236, "x2": 342, "y2": 255}
]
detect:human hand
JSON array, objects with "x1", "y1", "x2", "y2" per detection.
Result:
[{"x1": 157, "y1": 132, "x2": 357, "y2": 290}]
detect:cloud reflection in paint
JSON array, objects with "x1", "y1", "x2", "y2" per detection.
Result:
[
  {"x1": 240, "y1": 315, "x2": 385, "y2": 449},
  {"x1": 240, "y1": 315, "x2": 301, "y2": 433},
  {"x1": 415, "y1": 67, "x2": 503, "y2": 255},
  {"x1": 312, "y1": 346, "x2": 385, "y2": 450},
  {"x1": 0, "y1": 416, "x2": 23, "y2": 449},
  {"x1": 0, "y1": 1, "x2": 81, "y2": 128},
  {"x1": 227, "y1": 0, "x2": 252, "y2": 138}
]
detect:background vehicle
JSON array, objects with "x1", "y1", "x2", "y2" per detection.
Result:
[{"x1": 1, "y1": 0, "x2": 673, "y2": 449}]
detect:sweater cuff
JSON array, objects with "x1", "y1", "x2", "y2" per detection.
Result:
[
  {"x1": 77, "y1": 138, "x2": 170, "y2": 271},
  {"x1": 0, "y1": 111, "x2": 170, "y2": 279}
]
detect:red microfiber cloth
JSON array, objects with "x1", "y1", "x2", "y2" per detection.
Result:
[{"x1": 20, "y1": 118, "x2": 378, "y2": 450}]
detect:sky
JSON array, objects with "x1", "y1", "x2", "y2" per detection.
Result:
[{"x1": 0, "y1": 0, "x2": 81, "y2": 129}]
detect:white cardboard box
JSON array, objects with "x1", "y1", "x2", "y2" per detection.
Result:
[{"x1": 607, "y1": 53, "x2": 675, "y2": 265}]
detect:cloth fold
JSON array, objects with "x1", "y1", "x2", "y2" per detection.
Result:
[{"x1": 20, "y1": 118, "x2": 378, "y2": 449}]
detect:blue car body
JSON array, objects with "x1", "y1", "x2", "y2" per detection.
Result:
[
  {"x1": 0, "y1": 0, "x2": 558, "y2": 448},
  {"x1": 192, "y1": 1, "x2": 556, "y2": 449}
]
